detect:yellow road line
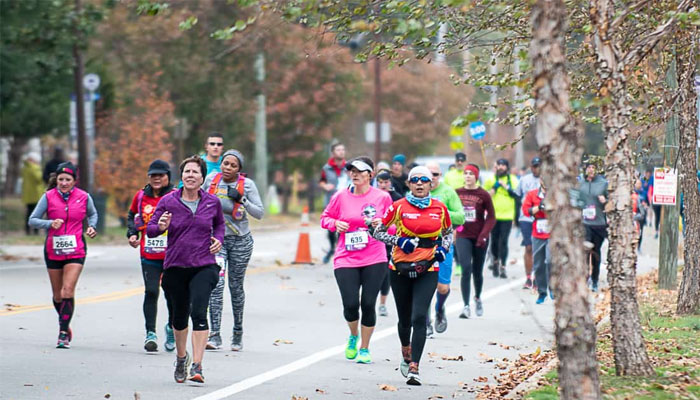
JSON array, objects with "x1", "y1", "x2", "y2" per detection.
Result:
[{"x1": 0, "y1": 264, "x2": 297, "y2": 317}]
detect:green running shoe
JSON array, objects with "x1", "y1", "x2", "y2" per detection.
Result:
[
  {"x1": 144, "y1": 331, "x2": 158, "y2": 352},
  {"x1": 345, "y1": 335, "x2": 358, "y2": 360},
  {"x1": 164, "y1": 323, "x2": 175, "y2": 352},
  {"x1": 356, "y1": 348, "x2": 371, "y2": 364}
]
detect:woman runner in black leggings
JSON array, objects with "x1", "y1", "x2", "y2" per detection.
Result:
[
  {"x1": 455, "y1": 164, "x2": 496, "y2": 318},
  {"x1": 371, "y1": 166, "x2": 453, "y2": 386}
]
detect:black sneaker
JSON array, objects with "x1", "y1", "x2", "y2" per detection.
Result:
[
  {"x1": 174, "y1": 352, "x2": 192, "y2": 383},
  {"x1": 189, "y1": 362, "x2": 204, "y2": 383},
  {"x1": 491, "y1": 262, "x2": 500, "y2": 278},
  {"x1": 499, "y1": 265, "x2": 507, "y2": 279},
  {"x1": 231, "y1": 331, "x2": 243, "y2": 351},
  {"x1": 435, "y1": 309, "x2": 447, "y2": 333},
  {"x1": 426, "y1": 323, "x2": 434, "y2": 338}
]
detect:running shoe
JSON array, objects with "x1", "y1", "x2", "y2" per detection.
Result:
[
  {"x1": 435, "y1": 309, "x2": 447, "y2": 333},
  {"x1": 491, "y1": 262, "x2": 499, "y2": 278},
  {"x1": 231, "y1": 331, "x2": 243, "y2": 351},
  {"x1": 144, "y1": 331, "x2": 158, "y2": 352},
  {"x1": 164, "y1": 323, "x2": 175, "y2": 352},
  {"x1": 406, "y1": 362, "x2": 421, "y2": 385},
  {"x1": 549, "y1": 290, "x2": 555, "y2": 300},
  {"x1": 654, "y1": 232, "x2": 659, "y2": 239},
  {"x1": 459, "y1": 305, "x2": 471, "y2": 319},
  {"x1": 206, "y1": 333, "x2": 222, "y2": 350},
  {"x1": 378, "y1": 304, "x2": 388, "y2": 317},
  {"x1": 499, "y1": 265, "x2": 507, "y2": 279},
  {"x1": 536, "y1": 293, "x2": 547, "y2": 304},
  {"x1": 356, "y1": 348, "x2": 372, "y2": 364},
  {"x1": 322, "y1": 251, "x2": 333, "y2": 264},
  {"x1": 345, "y1": 334, "x2": 358, "y2": 360},
  {"x1": 475, "y1": 298, "x2": 483, "y2": 317},
  {"x1": 56, "y1": 331, "x2": 70, "y2": 349},
  {"x1": 591, "y1": 282, "x2": 599, "y2": 292},
  {"x1": 523, "y1": 278, "x2": 533, "y2": 289},
  {"x1": 174, "y1": 352, "x2": 192, "y2": 383},
  {"x1": 189, "y1": 362, "x2": 204, "y2": 383},
  {"x1": 426, "y1": 323, "x2": 434, "y2": 338},
  {"x1": 583, "y1": 241, "x2": 595, "y2": 250},
  {"x1": 400, "y1": 346, "x2": 411, "y2": 377},
  {"x1": 454, "y1": 264, "x2": 462, "y2": 276}
]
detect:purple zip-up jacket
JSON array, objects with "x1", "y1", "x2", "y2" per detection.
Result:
[{"x1": 147, "y1": 188, "x2": 225, "y2": 269}]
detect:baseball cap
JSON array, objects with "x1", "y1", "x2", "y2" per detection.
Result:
[
  {"x1": 148, "y1": 159, "x2": 171, "y2": 176},
  {"x1": 345, "y1": 159, "x2": 373, "y2": 173},
  {"x1": 455, "y1": 152, "x2": 466, "y2": 162},
  {"x1": 531, "y1": 157, "x2": 542, "y2": 166}
]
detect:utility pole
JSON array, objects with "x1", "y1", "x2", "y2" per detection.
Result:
[
  {"x1": 373, "y1": 56, "x2": 381, "y2": 164},
  {"x1": 72, "y1": 0, "x2": 89, "y2": 192},
  {"x1": 254, "y1": 51, "x2": 268, "y2": 205},
  {"x1": 658, "y1": 55, "x2": 680, "y2": 289}
]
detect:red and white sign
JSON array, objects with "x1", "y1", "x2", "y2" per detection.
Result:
[{"x1": 652, "y1": 168, "x2": 677, "y2": 205}]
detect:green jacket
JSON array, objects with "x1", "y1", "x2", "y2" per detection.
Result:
[
  {"x1": 430, "y1": 182, "x2": 465, "y2": 226},
  {"x1": 443, "y1": 168, "x2": 465, "y2": 190},
  {"x1": 21, "y1": 161, "x2": 44, "y2": 204}
]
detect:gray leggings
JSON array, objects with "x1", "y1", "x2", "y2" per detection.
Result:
[
  {"x1": 208, "y1": 233, "x2": 254, "y2": 335},
  {"x1": 532, "y1": 236, "x2": 550, "y2": 296}
]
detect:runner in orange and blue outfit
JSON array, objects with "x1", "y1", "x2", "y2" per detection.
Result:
[
  {"x1": 126, "y1": 160, "x2": 176, "y2": 352},
  {"x1": 371, "y1": 166, "x2": 453, "y2": 386}
]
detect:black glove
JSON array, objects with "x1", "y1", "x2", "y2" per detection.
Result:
[
  {"x1": 538, "y1": 203, "x2": 545, "y2": 211},
  {"x1": 227, "y1": 186, "x2": 243, "y2": 202}
]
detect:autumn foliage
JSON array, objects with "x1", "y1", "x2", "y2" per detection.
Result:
[{"x1": 95, "y1": 75, "x2": 175, "y2": 217}]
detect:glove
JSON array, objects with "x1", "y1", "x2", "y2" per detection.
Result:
[
  {"x1": 492, "y1": 181, "x2": 502, "y2": 190},
  {"x1": 227, "y1": 186, "x2": 243, "y2": 202},
  {"x1": 397, "y1": 237, "x2": 418, "y2": 254},
  {"x1": 538, "y1": 203, "x2": 545, "y2": 211},
  {"x1": 475, "y1": 235, "x2": 488, "y2": 248},
  {"x1": 435, "y1": 246, "x2": 447, "y2": 263}
]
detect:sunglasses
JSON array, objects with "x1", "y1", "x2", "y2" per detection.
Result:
[
  {"x1": 432, "y1": 172, "x2": 440, "y2": 177},
  {"x1": 208, "y1": 142, "x2": 224, "y2": 147},
  {"x1": 409, "y1": 176, "x2": 431, "y2": 184}
]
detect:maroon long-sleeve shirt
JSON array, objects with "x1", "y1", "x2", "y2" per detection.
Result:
[{"x1": 455, "y1": 187, "x2": 496, "y2": 243}]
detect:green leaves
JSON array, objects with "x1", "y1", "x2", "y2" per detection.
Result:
[
  {"x1": 178, "y1": 16, "x2": 198, "y2": 31},
  {"x1": 135, "y1": 0, "x2": 168, "y2": 16}
]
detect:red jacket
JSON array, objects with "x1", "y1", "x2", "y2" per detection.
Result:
[{"x1": 522, "y1": 188, "x2": 549, "y2": 240}]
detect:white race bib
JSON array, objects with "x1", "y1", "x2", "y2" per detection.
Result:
[
  {"x1": 345, "y1": 230, "x2": 369, "y2": 251},
  {"x1": 52, "y1": 234, "x2": 77, "y2": 256},
  {"x1": 144, "y1": 232, "x2": 168, "y2": 254},
  {"x1": 535, "y1": 219, "x2": 550, "y2": 234},
  {"x1": 215, "y1": 255, "x2": 226, "y2": 276},
  {"x1": 464, "y1": 206, "x2": 477, "y2": 223},
  {"x1": 582, "y1": 205, "x2": 596, "y2": 221}
]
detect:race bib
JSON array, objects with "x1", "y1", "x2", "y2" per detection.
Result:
[
  {"x1": 345, "y1": 230, "x2": 369, "y2": 251},
  {"x1": 582, "y1": 205, "x2": 596, "y2": 221},
  {"x1": 144, "y1": 232, "x2": 168, "y2": 254},
  {"x1": 215, "y1": 255, "x2": 226, "y2": 276},
  {"x1": 535, "y1": 219, "x2": 550, "y2": 234},
  {"x1": 53, "y1": 235, "x2": 77, "y2": 255},
  {"x1": 464, "y1": 206, "x2": 477, "y2": 222}
]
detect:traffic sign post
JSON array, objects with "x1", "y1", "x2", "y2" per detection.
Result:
[{"x1": 469, "y1": 121, "x2": 488, "y2": 169}]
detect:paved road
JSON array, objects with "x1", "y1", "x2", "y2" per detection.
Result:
[{"x1": 0, "y1": 225, "x2": 661, "y2": 399}]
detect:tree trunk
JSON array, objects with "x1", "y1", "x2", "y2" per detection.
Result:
[
  {"x1": 676, "y1": 28, "x2": 700, "y2": 315},
  {"x1": 590, "y1": 0, "x2": 655, "y2": 376},
  {"x1": 2, "y1": 136, "x2": 28, "y2": 197},
  {"x1": 530, "y1": 1, "x2": 601, "y2": 398}
]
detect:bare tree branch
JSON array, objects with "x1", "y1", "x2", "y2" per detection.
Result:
[{"x1": 610, "y1": 0, "x2": 652, "y2": 32}]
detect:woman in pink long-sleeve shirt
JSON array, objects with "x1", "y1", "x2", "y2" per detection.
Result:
[{"x1": 320, "y1": 156, "x2": 392, "y2": 365}]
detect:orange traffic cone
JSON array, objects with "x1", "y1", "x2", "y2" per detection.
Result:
[{"x1": 293, "y1": 206, "x2": 314, "y2": 264}]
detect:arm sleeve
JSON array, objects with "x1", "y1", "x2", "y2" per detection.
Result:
[
  {"x1": 212, "y1": 201, "x2": 225, "y2": 243},
  {"x1": 86, "y1": 194, "x2": 98, "y2": 228},
  {"x1": 28, "y1": 194, "x2": 51, "y2": 229},
  {"x1": 522, "y1": 191, "x2": 533, "y2": 217},
  {"x1": 441, "y1": 225, "x2": 455, "y2": 249},
  {"x1": 446, "y1": 190, "x2": 465, "y2": 226},
  {"x1": 243, "y1": 179, "x2": 264, "y2": 220},
  {"x1": 479, "y1": 193, "x2": 497, "y2": 239},
  {"x1": 320, "y1": 192, "x2": 340, "y2": 231},
  {"x1": 126, "y1": 191, "x2": 139, "y2": 238},
  {"x1": 371, "y1": 202, "x2": 400, "y2": 245},
  {"x1": 146, "y1": 200, "x2": 166, "y2": 238}
]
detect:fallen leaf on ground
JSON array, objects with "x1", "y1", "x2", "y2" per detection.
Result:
[
  {"x1": 442, "y1": 354, "x2": 464, "y2": 361},
  {"x1": 478, "y1": 353, "x2": 494, "y2": 363},
  {"x1": 428, "y1": 395, "x2": 444, "y2": 399},
  {"x1": 487, "y1": 341, "x2": 498, "y2": 345},
  {"x1": 290, "y1": 396, "x2": 308, "y2": 400},
  {"x1": 474, "y1": 376, "x2": 488, "y2": 382},
  {"x1": 378, "y1": 384, "x2": 398, "y2": 391},
  {"x1": 315, "y1": 388, "x2": 326, "y2": 394},
  {"x1": 273, "y1": 339, "x2": 294, "y2": 346}
]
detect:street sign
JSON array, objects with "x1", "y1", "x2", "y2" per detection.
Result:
[
  {"x1": 652, "y1": 167, "x2": 677, "y2": 205},
  {"x1": 365, "y1": 122, "x2": 391, "y2": 143},
  {"x1": 83, "y1": 73, "x2": 100, "y2": 91},
  {"x1": 469, "y1": 121, "x2": 486, "y2": 140}
]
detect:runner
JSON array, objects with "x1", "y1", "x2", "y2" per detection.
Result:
[
  {"x1": 633, "y1": 178, "x2": 647, "y2": 253},
  {"x1": 375, "y1": 171, "x2": 403, "y2": 317},
  {"x1": 147, "y1": 155, "x2": 224, "y2": 384},
  {"x1": 521, "y1": 178, "x2": 551, "y2": 303},
  {"x1": 577, "y1": 162, "x2": 608, "y2": 292},
  {"x1": 319, "y1": 141, "x2": 347, "y2": 264},
  {"x1": 389, "y1": 154, "x2": 409, "y2": 196},
  {"x1": 126, "y1": 159, "x2": 176, "y2": 352},
  {"x1": 514, "y1": 157, "x2": 542, "y2": 289},
  {"x1": 28, "y1": 161, "x2": 98, "y2": 348},
  {"x1": 178, "y1": 133, "x2": 224, "y2": 188},
  {"x1": 483, "y1": 159, "x2": 519, "y2": 278},
  {"x1": 203, "y1": 149, "x2": 264, "y2": 351},
  {"x1": 371, "y1": 165, "x2": 453, "y2": 385},
  {"x1": 426, "y1": 162, "x2": 465, "y2": 334},
  {"x1": 444, "y1": 152, "x2": 466, "y2": 190},
  {"x1": 455, "y1": 164, "x2": 496, "y2": 318},
  {"x1": 320, "y1": 156, "x2": 393, "y2": 364}
]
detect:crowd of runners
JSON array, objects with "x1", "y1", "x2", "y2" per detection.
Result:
[{"x1": 26, "y1": 133, "x2": 694, "y2": 386}]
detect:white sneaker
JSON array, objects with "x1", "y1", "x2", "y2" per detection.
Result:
[{"x1": 459, "y1": 305, "x2": 471, "y2": 319}]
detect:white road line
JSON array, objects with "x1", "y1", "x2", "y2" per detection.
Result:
[{"x1": 193, "y1": 278, "x2": 524, "y2": 400}]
